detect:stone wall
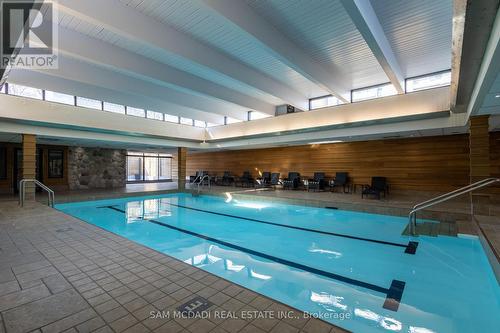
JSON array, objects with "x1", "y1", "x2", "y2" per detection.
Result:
[{"x1": 68, "y1": 147, "x2": 126, "y2": 190}]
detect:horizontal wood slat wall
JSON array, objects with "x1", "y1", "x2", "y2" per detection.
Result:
[
  {"x1": 490, "y1": 131, "x2": 500, "y2": 179},
  {"x1": 187, "y1": 134, "x2": 471, "y2": 191}
]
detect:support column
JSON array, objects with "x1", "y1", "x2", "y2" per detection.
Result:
[
  {"x1": 177, "y1": 147, "x2": 187, "y2": 190},
  {"x1": 469, "y1": 116, "x2": 490, "y2": 215},
  {"x1": 22, "y1": 134, "x2": 37, "y2": 200}
]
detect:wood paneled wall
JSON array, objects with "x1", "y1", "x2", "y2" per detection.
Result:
[
  {"x1": 491, "y1": 131, "x2": 500, "y2": 179},
  {"x1": 187, "y1": 134, "x2": 471, "y2": 191}
]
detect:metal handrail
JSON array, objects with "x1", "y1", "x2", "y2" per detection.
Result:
[
  {"x1": 197, "y1": 174, "x2": 210, "y2": 193},
  {"x1": 412, "y1": 178, "x2": 496, "y2": 211},
  {"x1": 192, "y1": 172, "x2": 202, "y2": 184},
  {"x1": 408, "y1": 178, "x2": 500, "y2": 235},
  {"x1": 19, "y1": 179, "x2": 55, "y2": 208}
]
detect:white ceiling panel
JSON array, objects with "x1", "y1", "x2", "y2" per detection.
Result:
[
  {"x1": 246, "y1": 0, "x2": 388, "y2": 91},
  {"x1": 371, "y1": 0, "x2": 453, "y2": 78},
  {"x1": 57, "y1": 11, "x2": 286, "y2": 106},
  {"x1": 37, "y1": 0, "x2": 457, "y2": 120},
  {"x1": 117, "y1": 0, "x2": 327, "y2": 98}
]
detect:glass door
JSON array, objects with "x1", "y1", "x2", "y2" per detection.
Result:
[{"x1": 126, "y1": 152, "x2": 172, "y2": 183}]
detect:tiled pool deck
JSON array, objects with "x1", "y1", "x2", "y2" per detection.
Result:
[{"x1": 0, "y1": 200, "x2": 348, "y2": 333}]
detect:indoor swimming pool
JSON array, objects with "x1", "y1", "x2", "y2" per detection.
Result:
[{"x1": 56, "y1": 193, "x2": 500, "y2": 333}]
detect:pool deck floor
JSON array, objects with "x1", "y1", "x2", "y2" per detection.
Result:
[
  {"x1": 1, "y1": 184, "x2": 499, "y2": 333},
  {"x1": 0, "y1": 200, "x2": 348, "y2": 333}
]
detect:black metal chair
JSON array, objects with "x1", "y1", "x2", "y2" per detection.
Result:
[
  {"x1": 270, "y1": 173, "x2": 281, "y2": 189},
  {"x1": 362, "y1": 177, "x2": 388, "y2": 199},
  {"x1": 221, "y1": 171, "x2": 235, "y2": 186},
  {"x1": 330, "y1": 172, "x2": 350, "y2": 193},
  {"x1": 283, "y1": 172, "x2": 300, "y2": 190},
  {"x1": 190, "y1": 171, "x2": 207, "y2": 184},
  {"x1": 308, "y1": 172, "x2": 327, "y2": 192},
  {"x1": 190, "y1": 171, "x2": 201, "y2": 183},
  {"x1": 257, "y1": 172, "x2": 271, "y2": 186},
  {"x1": 238, "y1": 171, "x2": 255, "y2": 188}
]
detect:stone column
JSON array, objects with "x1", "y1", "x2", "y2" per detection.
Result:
[
  {"x1": 177, "y1": 147, "x2": 187, "y2": 190},
  {"x1": 22, "y1": 134, "x2": 37, "y2": 200},
  {"x1": 469, "y1": 116, "x2": 490, "y2": 215}
]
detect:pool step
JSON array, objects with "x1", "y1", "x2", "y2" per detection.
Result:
[{"x1": 402, "y1": 221, "x2": 458, "y2": 237}]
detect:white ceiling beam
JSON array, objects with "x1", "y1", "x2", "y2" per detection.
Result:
[
  {"x1": 467, "y1": 7, "x2": 500, "y2": 117},
  {"x1": 22, "y1": 55, "x2": 250, "y2": 121},
  {"x1": 0, "y1": 94, "x2": 205, "y2": 145},
  {"x1": 0, "y1": 121, "x2": 203, "y2": 150},
  {"x1": 198, "y1": 0, "x2": 350, "y2": 103},
  {"x1": 340, "y1": 0, "x2": 405, "y2": 94},
  {"x1": 9, "y1": 68, "x2": 225, "y2": 124},
  {"x1": 45, "y1": 26, "x2": 276, "y2": 115},
  {"x1": 450, "y1": 0, "x2": 467, "y2": 112},
  {"x1": 56, "y1": 0, "x2": 308, "y2": 110}
]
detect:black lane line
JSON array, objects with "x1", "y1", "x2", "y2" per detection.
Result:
[
  {"x1": 98, "y1": 205, "x2": 405, "y2": 311},
  {"x1": 167, "y1": 202, "x2": 418, "y2": 254},
  {"x1": 103, "y1": 201, "x2": 418, "y2": 254}
]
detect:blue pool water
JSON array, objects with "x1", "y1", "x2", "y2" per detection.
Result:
[{"x1": 56, "y1": 193, "x2": 500, "y2": 333}]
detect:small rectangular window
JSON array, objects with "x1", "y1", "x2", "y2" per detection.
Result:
[
  {"x1": 127, "y1": 107, "x2": 145, "y2": 117},
  {"x1": 147, "y1": 110, "x2": 163, "y2": 121},
  {"x1": 194, "y1": 120, "x2": 206, "y2": 128},
  {"x1": 226, "y1": 117, "x2": 242, "y2": 124},
  {"x1": 164, "y1": 114, "x2": 179, "y2": 123},
  {"x1": 352, "y1": 83, "x2": 397, "y2": 103},
  {"x1": 103, "y1": 102, "x2": 125, "y2": 114},
  {"x1": 309, "y1": 95, "x2": 343, "y2": 110},
  {"x1": 180, "y1": 117, "x2": 193, "y2": 125},
  {"x1": 77, "y1": 97, "x2": 102, "y2": 110},
  {"x1": 48, "y1": 149, "x2": 64, "y2": 178},
  {"x1": 8, "y1": 83, "x2": 43, "y2": 99},
  {"x1": 406, "y1": 71, "x2": 451, "y2": 93},
  {"x1": 248, "y1": 111, "x2": 271, "y2": 120},
  {"x1": 45, "y1": 91, "x2": 75, "y2": 105}
]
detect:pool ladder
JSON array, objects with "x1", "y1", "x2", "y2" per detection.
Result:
[
  {"x1": 196, "y1": 175, "x2": 211, "y2": 194},
  {"x1": 408, "y1": 178, "x2": 500, "y2": 236},
  {"x1": 19, "y1": 179, "x2": 55, "y2": 208}
]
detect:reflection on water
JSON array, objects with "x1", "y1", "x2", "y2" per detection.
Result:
[
  {"x1": 310, "y1": 291, "x2": 347, "y2": 311},
  {"x1": 126, "y1": 198, "x2": 172, "y2": 223},
  {"x1": 309, "y1": 243, "x2": 343, "y2": 259},
  {"x1": 182, "y1": 245, "x2": 273, "y2": 282},
  {"x1": 354, "y1": 308, "x2": 404, "y2": 332}
]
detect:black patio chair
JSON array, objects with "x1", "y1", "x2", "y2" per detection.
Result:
[
  {"x1": 190, "y1": 171, "x2": 201, "y2": 183},
  {"x1": 308, "y1": 172, "x2": 327, "y2": 192},
  {"x1": 330, "y1": 172, "x2": 350, "y2": 193},
  {"x1": 362, "y1": 177, "x2": 388, "y2": 199},
  {"x1": 257, "y1": 172, "x2": 271, "y2": 187},
  {"x1": 190, "y1": 171, "x2": 208, "y2": 184},
  {"x1": 221, "y1": 171, "x2": 235, "y2": 186},
  {"x1": 270, "y1": 173, "x2": 281, "y2": 189},
  {"x1": 238, "y1": 171, "x2": 255, "y2": 188},
  {"x1": 283, "y1": 172, "x2": 300, "y2": 190}
]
